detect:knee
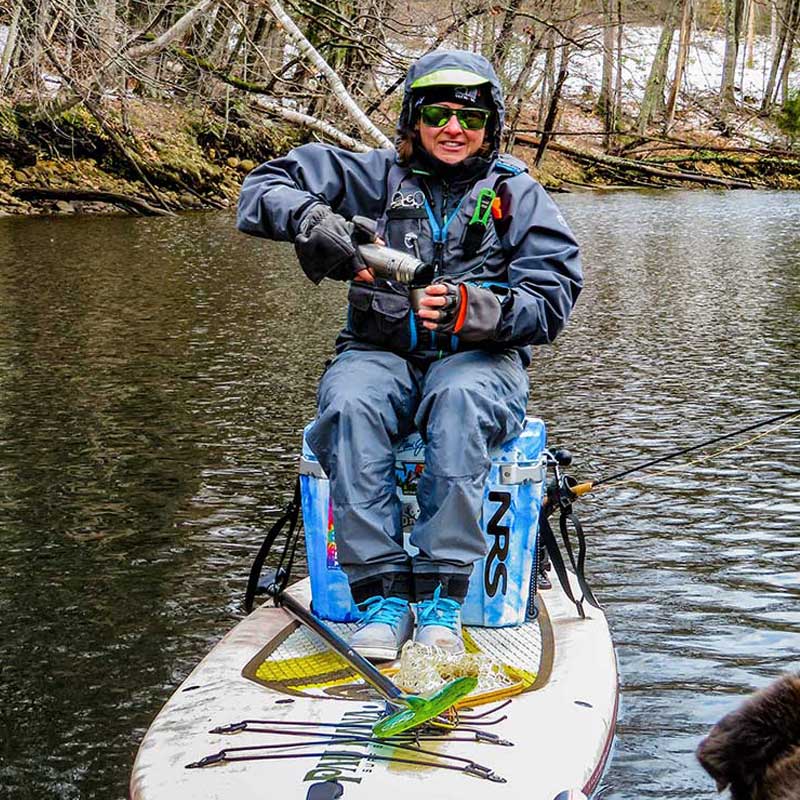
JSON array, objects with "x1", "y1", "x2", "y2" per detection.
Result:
[
  {"x1": 420, "y1": 383, "x2": 482, "y2": 431},
  {"x1": 318, "y1": 380, "x2": 375, "y2": 421}
]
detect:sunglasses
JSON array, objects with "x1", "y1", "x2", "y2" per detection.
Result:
[{"x1": 419, "y1": 104, "x2": 491, "y2": 131}]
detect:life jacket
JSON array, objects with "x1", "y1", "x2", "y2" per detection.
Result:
[{"x1": 341, "y1": 155, "x2": 527, "y2": 357}]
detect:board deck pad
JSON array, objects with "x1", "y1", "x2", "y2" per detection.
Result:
[
  {"x1": 130, "y1": 579, "x2": 617, "y2": 800},
  {"x1": 242, "y1": 614, "x2": 547, "y2": 701}
]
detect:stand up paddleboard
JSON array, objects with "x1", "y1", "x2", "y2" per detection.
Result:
[{"x1": 129, "y1": 571, "x2": 617, "y2": 800}]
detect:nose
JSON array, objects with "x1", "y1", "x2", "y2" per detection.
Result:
[{"x1": 442, "y1": 113, "x2": 463, "y2": 135}]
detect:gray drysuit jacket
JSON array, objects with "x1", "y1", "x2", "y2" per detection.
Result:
[{"x1": 236, "y1": 50, "x2": 583, "y2": 601}]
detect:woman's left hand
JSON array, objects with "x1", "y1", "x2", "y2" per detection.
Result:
[{"x1": 417, "y1": 284, "x2": 456, "y2": 330}]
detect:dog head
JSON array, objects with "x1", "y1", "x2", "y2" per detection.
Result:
[{"x1": 696, "y1": 673, "x2": 800, "y2": 800}]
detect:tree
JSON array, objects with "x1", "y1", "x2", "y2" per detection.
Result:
[
  {"x1": 596, "y1": 0, "x2": 616, "y2": 149},
  {"x1": 762, "y1": 0, "x2": 800, "y2": 111},
  {"x1": 665, "y1": 0, "x2": 693, "y2": 131},
  {"x1": 637, "y1": 0, "x2": 683, "y2": 133},
  {"x1": 720, "y1": 0, "x2": 745, "y2": 108}
]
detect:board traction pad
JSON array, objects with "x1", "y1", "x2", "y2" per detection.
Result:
[{"x1": 242, "y1": 600, "x2": 551, "y2": 701}]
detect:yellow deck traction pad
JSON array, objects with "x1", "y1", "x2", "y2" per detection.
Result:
[{"x1": 242, "y1": 600, "x2": 552, "y2": 704}]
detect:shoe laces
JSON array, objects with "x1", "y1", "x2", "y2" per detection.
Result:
[
  {"x1": 416, "y1": 585, "x2": 461, "y2": 632},
  {"x1": 357, "y1": 596, "x2": 409, "y2": 629}
]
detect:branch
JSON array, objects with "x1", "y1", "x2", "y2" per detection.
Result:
[
  {"x1": 260, "y1": 0, "x2": 393, "y2": 149},
  {"x1": 164, "y1": 42, "x2": 369, "y2": 150},
  {"x1": 12, "y1": 187, "x2": 173, "y2": 216},
  {"x1": 126, "y1": 0, "x2": 219, "y2": 60},
  {"x1": 365, "y1": 3, "x2": 488, "y2": 116},
  {"x1": 253, "y1": 99, "x2": 372, "y2": 151},
  {"x1": 515, "y1": 134, "x2": 765, "y2": 189},
  {"x1": 41, "y1": 45, "x2": 175, "y2": 213}
]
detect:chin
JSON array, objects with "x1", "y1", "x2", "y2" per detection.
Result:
[{"x1": 436, "y1": 149, "x2": 467, "y2": 164}]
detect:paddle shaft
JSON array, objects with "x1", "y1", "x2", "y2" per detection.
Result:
[{"x1": 272, "y1": 589, "x2": 405, "y2": 704}]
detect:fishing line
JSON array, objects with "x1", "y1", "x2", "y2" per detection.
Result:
[{"x1": 586, "y1": 408, "x2": 800, "y2": 492}]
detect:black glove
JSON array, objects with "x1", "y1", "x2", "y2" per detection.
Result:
[
  {"x1": 425, "y1": 282, "x2": 502, "y2": 343},
  {"x1": 294, "y1": 205, "x2": 368, "y2": 284}
]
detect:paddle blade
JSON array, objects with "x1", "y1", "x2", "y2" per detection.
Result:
[{"x1": 372, "y1": 676, "x2": 478, "y2": 738}]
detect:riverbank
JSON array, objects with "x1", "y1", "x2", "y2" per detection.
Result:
[
  {"x1": 0, "y1": 98, "x2": 302, "y2": 216},
  {"x1": 2, "y1": 95, "x2": 799, "y2": 217}
]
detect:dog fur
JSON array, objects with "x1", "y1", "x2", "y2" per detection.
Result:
[{"x1": 696, "y1": 672, "x2": 800, "y2": 800}]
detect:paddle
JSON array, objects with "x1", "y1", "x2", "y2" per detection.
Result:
[{"x1": 266, "y1": 582, "x2": 476, "y2": 738}]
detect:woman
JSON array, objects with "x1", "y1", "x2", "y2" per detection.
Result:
[{"x1": 237, "y1": 50, "x2": 582, "y2": 660}]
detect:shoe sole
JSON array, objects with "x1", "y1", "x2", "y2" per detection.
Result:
[{"x1": 351, "y1": 645, "x2": 400, "y2": 662}]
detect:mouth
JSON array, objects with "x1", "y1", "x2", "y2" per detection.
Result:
[{"x1": 438, "y1": 140, "x2": 466, "y2": 151}]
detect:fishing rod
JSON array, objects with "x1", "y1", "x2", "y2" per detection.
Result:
[
  {"x1": 566, "y1": 407, "x2": 800, "y2": 498},
  {"x1": 535, "y1": 407, "x2": 799, "y2": 619}
]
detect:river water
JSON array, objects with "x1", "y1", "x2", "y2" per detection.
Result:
[{"x1": 0, "y1": 191, "x2": 798, "y2": 800}]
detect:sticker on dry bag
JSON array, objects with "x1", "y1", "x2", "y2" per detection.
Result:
[{"x1": 484, "y1": 490, "x2": 511, "y2": 597}]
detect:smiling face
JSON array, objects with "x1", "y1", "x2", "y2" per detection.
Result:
[{"x1": 417, "y1": 102, "x2": 487, "y2": 165}]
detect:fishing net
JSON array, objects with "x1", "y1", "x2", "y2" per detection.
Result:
[{"x1": 393, "y1": 641, "x2": 515, "y2": 697}]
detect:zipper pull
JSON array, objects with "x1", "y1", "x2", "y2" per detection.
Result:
[{"x1": 404, "y1": 232, "x2": 421, "y2": 260}]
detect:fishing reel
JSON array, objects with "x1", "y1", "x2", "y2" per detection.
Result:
[{"x1": 542, "y1": 448, "x2": 592, "y2": 515}]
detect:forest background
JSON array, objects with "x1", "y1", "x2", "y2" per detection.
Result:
[{"x1": 1, "y1": 0, "x2": 800, "y2": 215}]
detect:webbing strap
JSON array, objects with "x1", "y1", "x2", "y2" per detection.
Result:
[
  {"x1": 244, "y1": 477, "x2": 302, "y2": 612},
  {"x1": 558, "y1": 508, "x2": 601, "y2": 612},
  {"x1": 538, "y1": 504, "x2": 601, "y2": 619},
  {"x1": 538, "y1": 513, "x2": 585, "y2": 618}
]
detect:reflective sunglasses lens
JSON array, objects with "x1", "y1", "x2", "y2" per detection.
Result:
[
  {"x1": 420, "y1": 105, "x2": 450, "y2": 127},
  {"x1": 456, "y1": 109, "x2": 490, "y2": 130}
]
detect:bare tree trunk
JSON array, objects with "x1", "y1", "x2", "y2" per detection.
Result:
[
  {"x1": 0, "y1": 1, "x2": 22, "y2": 90},
  {"x1": 481, "y1": 13, "x2": 496, "y2": 60},
  {"x1": 493, "y1": 0, "x2": 523, "y2": 72},
  {"x1": 762, "y1": 0, "x2": 798, "y2": 110},
  {"x1": 745, "y1": 0, "x2": 756, "y2": 67},
  {"x1": 665, "y1": 0, "x2": 693, "y2": 131},
  {"x1": 535, "y1": 45, "x2": 571, "y2": 167},
  {"x1": 596, "y1": 0, "x2": 615, "y2": 149},
  {"x1": 720, "y1": 0, "x2": 745, "y2": 108},
  {"x1": 254, "y1": 98, "x2": 371, "y2": 150},
  {"x1": 777, "y1": 0, "x2": 800, "y2": 103},
  {"x1": 98, "y1": 0, "x2": 118, "y2": 56},
  {"x1": 637, "y1": 0, "x2": 683, "y2": 133},
  {"x1": 97, "y1": 0, "x2": 118, "y2": 86},
  {"x1": 504, "y1": 29, "x2": 545, "y2": 151},
  {"x1": 538, "y1": 30, "x2": 556, "y2": 131},
  {"x1": 614, "y1": 0, "x2": 624, "y2": 135},
  {"x1": 65, "y1": 0, "x2": 76, "y2": 75},
  {"x1": 31, "y1": 0, "x2": 52, "y2": 96}
]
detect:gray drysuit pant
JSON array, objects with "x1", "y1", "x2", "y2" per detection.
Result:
[{"x1": 305, "y1": 347, "x2": 529, "y2": 602}]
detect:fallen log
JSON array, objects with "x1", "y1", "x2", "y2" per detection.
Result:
[
  {"x1": 13, "y1": 187, "x2": 174, "y2": 216},
  {"x1": 514, "y1": 134, "x2": 765, "y2": 189}
]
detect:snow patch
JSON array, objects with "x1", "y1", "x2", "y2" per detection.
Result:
[{"x1": 564, "y1": 24, "x2": 798, "y2": 108}]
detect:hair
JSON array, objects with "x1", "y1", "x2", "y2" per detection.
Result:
[{"x1": 696, "y1": 673, "x2": 800, "y2": 800}]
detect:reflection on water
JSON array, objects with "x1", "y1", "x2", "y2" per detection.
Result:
[{"x1": 0, "y1": 191, "x2": 798, "y2": 799}]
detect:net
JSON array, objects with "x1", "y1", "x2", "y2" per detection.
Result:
[{"x1": 393, "y1": 641, "x2": 515, "y2": 696}]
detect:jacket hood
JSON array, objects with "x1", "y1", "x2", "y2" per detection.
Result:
[{"x1": 397, "y1": 50, "x2": 505, "y2": 155}]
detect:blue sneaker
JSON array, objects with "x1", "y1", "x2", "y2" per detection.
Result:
[
  {"x1": 349, "y1": 596, "x2": 414, "y2": 661},
  {"x1": 414, "y1": 586, "x2": 465, "y2": 654}
]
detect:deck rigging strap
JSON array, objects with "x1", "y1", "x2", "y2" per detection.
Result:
[
  {"x1": 244, "y1": 476, "x2": 302, "y2": 612},
  {"x1": 538, "y1": 474, "x2": 600, "y2": 619},
  {"x1": 186, "y1": 739, "x2": 507, "y2": 782}
]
